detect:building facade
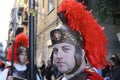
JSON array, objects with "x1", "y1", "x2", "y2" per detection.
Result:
[
  {"x1": 8, "y1": 0, "x2": 29, "y2": 43},
  {"x1": 36, "y1": 0, "x2": 63, "y2": 66}
]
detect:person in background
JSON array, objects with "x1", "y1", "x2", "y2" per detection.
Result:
[
  {"x1": 50, "y1": 0, "x2": 109, "y2": 80},
  {"x1": 50, "y1": 64, "x2": 62, "y2": 80},
  {"x1": 39, "y1": 60, "x2": 46, "y2": 79},
  {"x1": 45, "y1": 60, "x2": 52, "y2": 80},
  {"x1": 7, "y1": 46, "x2": 29, "y2": 80},
  {"x1": 7, "y1": 46, "x2": 42, "y2": 80},
  {"x1": 45, "y1": 59, "x2": 62, "y2": 80},
  {"x1": 109, "y1": 54, "x2": 120, "y2": 80},
  {"x1": 35, "y1": 64, "x2": 43, "y2": 80},
  {"x1": 5, "y1": 33, "x2": 29, "y2": 80},
  {"x1": 0, "y1": 62, "x2": 5, "y2": 74},
  {"x1": 102, "y1": 65, "x2": 111, "y2": 80},
  {"x1": 0, "y1": 32, "x2": 42, "y2": 80}
]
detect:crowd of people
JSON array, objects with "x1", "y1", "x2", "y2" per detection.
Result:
[
  {"x1": 102, "y1": 54, "x2": 120, "y2": 80},
  {"x1": 0, "y1": 52, "x2": 120, "y2": 80},
  {"x1": 0, "y1": 0, "x2": 120, "y2": 80}
]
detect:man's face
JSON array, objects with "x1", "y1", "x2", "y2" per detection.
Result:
[
  {"x1": 110, "y1": 60, "x2": 115, "y2": 66},
  {"x1": 53, "y1": 43, "x2": 75, "y2": 73},
  {"x1": 19, "y1": 52, "x2": 28, "y2": 64}
]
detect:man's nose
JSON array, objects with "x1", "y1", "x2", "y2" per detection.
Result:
[{"x1": 57, "y1": 50, "x2": 63, "y2": 59}]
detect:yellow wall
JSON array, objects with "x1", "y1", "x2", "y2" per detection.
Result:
[{"x1": 36, "y1": 0, "x2": 62, "y2": 66}]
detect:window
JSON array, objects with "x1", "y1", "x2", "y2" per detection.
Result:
[{"x1": 48, "y1": 0, "x2": 54, "y2": 13}]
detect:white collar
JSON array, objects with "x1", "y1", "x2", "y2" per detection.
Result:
[
  {"x1": 61, "y1": 77, "x2": 67, "y2": 80},
  {"x1": 14, "y1": 63, "x2": 27, "y2": 71}
]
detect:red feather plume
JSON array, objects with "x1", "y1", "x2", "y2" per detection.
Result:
[
  {"x1": 7, "y1": 45, "x2": 17, "y2": 62},
  {"x1": 7, "y1": 33, "x2": 29, "y2": 63},
  {"x1": 14, "y1": 33, "x2": 29, "y2": 48},
  {"x1": 58, "y1": 0, "x2": 109, "y2": 69}
]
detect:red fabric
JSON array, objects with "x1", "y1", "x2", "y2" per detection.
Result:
[
  {"x1": 85, "y1": 68, "x2": 104, "y2": 80},
  {"x1": 58, "y1": 0, "x2": 109, "y2": 69},
  {"x1": 7, "y1": 33, "x2": 29, "y2": 62},
  {"x1": 0, "y1": 62, "x2": 2, "y2": 66}
]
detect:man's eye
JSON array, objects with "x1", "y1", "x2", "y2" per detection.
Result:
[
  {"x1": 63, "y1": 48, "x2": 70, "y2": 52},
  {"x1": 53, "y1": 49, "x2": 58, "y2": 54}
]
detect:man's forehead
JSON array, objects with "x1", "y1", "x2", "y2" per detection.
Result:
[{"x1": 53, "y1": 43, "x2": 74, "y2": 48}]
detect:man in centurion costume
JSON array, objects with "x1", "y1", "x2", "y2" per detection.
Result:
[
  {"x1": 7, "y1": 33, "x2": 29, "y2": 80},
  {"x1": 50, "y1": 0, "x2": 109, "y2": 80}
]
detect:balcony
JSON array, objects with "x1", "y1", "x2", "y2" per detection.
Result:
[
  {"x1": 21, "y1": 11, "x2": 28, "y2": 25},
  {"x1": 18, "y1": 7, "x2": 24, "y2": 16}
]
